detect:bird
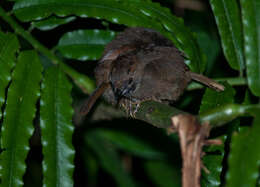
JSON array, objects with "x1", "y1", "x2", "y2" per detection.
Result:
[{"x1": 80, "y1": 27, "x2": 224, "y2": 116}]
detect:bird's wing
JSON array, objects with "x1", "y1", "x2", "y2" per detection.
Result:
[{"x1": 132, "y1": 47, "x2": 191, "y2": 101}]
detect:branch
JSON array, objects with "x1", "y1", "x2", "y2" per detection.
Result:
[
  {"x1": 0, "y1": 6, "x2": 95, "y2": 94},
  {"x1": 134, "y1": 101, "x2": 260, "y2": 129},
  {"x1": 169, "y1": 114, "x2": 222, "y2": 187}
]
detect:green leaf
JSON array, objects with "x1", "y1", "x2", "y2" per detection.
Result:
[
  {"x1": 200, "y1": 82, "x2": 235, "y2": 186},
  {"x1": 0, "y1": 32, "x2": 19, "y2": 120},
  {"x1": 56, "y1": 29, "x2": 116, "y2": 61},
  {"x1": 13, "y1": 0, "x2": 155, "y2": 28},
  {"x1": 93, "y1": 128, "x2": 166, "y2": 159},
  {"x1": 0, "y1": 50, "x2": 42, "y2": 186},
  {"x1": 240, "y1": 0, "x2": 260, "y2": 96},
  {"x1": 226, "y1": 115, "x2": 260, "y2": 187},
  {"x1": 0, "y1": 6, "x2": 95, "y2": 94},
  {"x1": 40, "y1": 66, "x2": 75, "y2": 187},
  {"x1": 195, "y1": 30, "x2": 221, "y2": 75},
  {"x1": 199, "y1": 82, "x2": 236, "y2": 114},
  {"x1": 85, "y1": 131, "x2": 136, "y2": 187},
  {"x1": 145, "y1": 160, "x2": 181, "y2": 187},
  {"x1": 31, "y1": 16, "x2": 76, "y2": 31},
  {"x1": 13, "y1": 0, "x2": 205, "y2": 72},
  {"x1": 209, "y1": 0, "x2": 244, "y2": 72},
  {"x1": 201, "y1": 136, "x2": 226, "y2": 187}
]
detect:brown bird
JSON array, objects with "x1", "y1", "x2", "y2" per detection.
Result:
[{"x1": 81, "y1": 27, "x2": 224, "y2": 115}]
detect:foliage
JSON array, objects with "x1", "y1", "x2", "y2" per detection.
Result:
[
  {"x1": 56, "y1": 29, "x2": 116, "y2": 61},
  {"x1": 0, "y1": 0, "x2": 259, "y2": 186},
  {"x1": 40, "y1": 67, "x2": 74, "y2": 187},
  {"x1": 0, "y1": 51, "x2": 42, "y2": 186},
  {"x1": 200, "y1": 82, "x2": 235, "y2": 187},
  {"x1": 209, "y1": 0, "x2": 244, "y2": 73}
]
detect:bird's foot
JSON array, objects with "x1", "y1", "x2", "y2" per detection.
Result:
[{"x1": 120, "y1": 99, "x2": 140, "y2": 118}]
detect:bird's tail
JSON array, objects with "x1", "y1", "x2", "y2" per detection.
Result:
[
  {"x1": 189, "y1": 72, "x2": 225, "y2": 91},
  {"x1": 80, "y1": 82, "x2": 110, "y2": 115}
]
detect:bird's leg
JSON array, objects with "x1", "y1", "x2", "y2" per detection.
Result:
[
  {"x1": 132, "y1": 102, "x2": 140, "y2": 117},
  {"x1": 129, "y1": 101, "x2": 141, "y2": 118},
  {"x1": 129, "y1": 99, "x2": 133, "y2": 117},
  {"x1": 118, "y1": 98, "x2": 130, "y2": 117},
  {"x1": 118, "y1": 98, "x2": 140, "y2": 118}
]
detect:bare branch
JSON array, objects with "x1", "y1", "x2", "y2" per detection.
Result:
[{"x1": 170, "y1": 114, "x2": 221, "y2": 187}]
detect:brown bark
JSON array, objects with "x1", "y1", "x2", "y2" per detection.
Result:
[{"x1": 169, "y1": 114, "x2": 221, "y2": 187}]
